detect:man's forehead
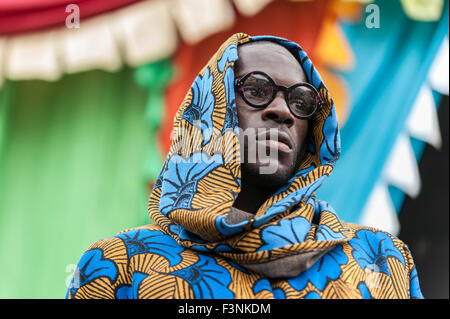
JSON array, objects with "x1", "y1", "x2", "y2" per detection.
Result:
[
  {"x1": 236, "y1": 41, "x2": 306, "y2": 83},
  {"x1": 239, "y1": 40, "x2": 292, "y2": 54}
]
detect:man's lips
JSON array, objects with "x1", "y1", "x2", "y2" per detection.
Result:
[{"x1": 256, "y1": 130, "x2": 293, "y2": 153}]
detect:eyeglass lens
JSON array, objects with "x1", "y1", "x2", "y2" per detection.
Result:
[{"x1": 241, "y1": 73, "x2": 318, "y2": 118}]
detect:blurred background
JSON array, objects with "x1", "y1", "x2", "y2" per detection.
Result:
[{"x1": 0, "y1": 0, "x2": 448, "y2": 299}]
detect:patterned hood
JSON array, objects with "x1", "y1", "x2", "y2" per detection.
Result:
[
  {"x1": 66, "y1": 34, "x2": 422, "y2": 299},
  {"x1": 148, "y1": 33, "x2": 351, "y2": 277}
]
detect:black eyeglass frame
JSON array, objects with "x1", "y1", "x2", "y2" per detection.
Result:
[{"x1": 234, "y1": 71, "x2": 324, "y2": 119}]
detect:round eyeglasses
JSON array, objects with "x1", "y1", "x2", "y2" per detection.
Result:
[{"x1": 234, "y1": 71, "x2": 324, "y2": 119}]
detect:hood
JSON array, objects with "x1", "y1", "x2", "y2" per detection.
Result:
[{"x1": 148, "y1": 33, "x2": 352, "y2": 278}]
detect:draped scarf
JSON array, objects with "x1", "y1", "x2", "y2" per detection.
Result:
[
  {"x1": 67, "y1": 33, "x2": 423, "y2": 299},
  {"x1": 149, "y1": 33, "x2": 354, "y2": 277}
]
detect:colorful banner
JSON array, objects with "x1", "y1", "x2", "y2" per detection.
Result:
[{"x1": 316, "y1": 0, "x2": 449, "y2": 232}]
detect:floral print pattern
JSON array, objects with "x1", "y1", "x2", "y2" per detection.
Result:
[{"x1": 67, "y1": 33, "x2": 422, "y2": 299}]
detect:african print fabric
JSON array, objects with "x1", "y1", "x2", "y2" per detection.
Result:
[{"x1": 66, "y1": 33, "x2": 423, "y2": 299}]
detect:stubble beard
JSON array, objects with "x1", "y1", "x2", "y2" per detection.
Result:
[{"x1": 240, "y1": 146, "x2": 301, "y2": 192}]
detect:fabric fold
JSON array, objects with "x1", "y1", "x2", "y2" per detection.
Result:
[
  {"x1": 148, "y1": 33, "x2": 347, "y2": 274},
  {"x1": 67, "y1": 32, "x2": 423, "y2": 299}
]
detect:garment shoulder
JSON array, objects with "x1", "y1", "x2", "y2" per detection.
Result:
[
  {"x1": 343, "y1": 222, "x2": 416, "y2": 275},
  {"x1": 67, "y1": 223, "x2": 167, "y2": 299},
  {"x1": 344, "y1": 222, "x2": 411, "y2": 250},
  {"x1": 342, "y1": 222, "x2": 423, "y2": 298},
  {"x1": 84, "y1": 223, "x2": 166, "y2": 258}
]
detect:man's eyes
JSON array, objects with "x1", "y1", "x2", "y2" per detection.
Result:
[{"x1": 246, "y1": 87, "x2": 268, "y2": 97}]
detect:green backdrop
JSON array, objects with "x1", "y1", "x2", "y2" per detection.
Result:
[{"x1": 0, "y1": 68, "x2": 152, "y2": 298}]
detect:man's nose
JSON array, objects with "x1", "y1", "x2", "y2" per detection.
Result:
[{"x1": 261, "y1": 92, "x2": 294, "y2": 126}]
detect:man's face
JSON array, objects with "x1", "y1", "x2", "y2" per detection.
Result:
[{"x1": 235, "y1": 42, "x2": 309, "y2": 189}]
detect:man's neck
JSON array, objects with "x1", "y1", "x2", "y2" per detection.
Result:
[{"x1": 232, "y1": 179, "x2": 275, "y2": 214}]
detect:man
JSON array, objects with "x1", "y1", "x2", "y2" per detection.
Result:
[
  {"x1": 66, "y1": 33, "x2": 423, "y2": 299},
  {"x1": 233, "y1": 39, "x2": 311, "y2": 214}
]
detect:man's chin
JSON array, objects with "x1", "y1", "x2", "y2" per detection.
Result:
[{"x1": 241, "y1": 160, "x2": 294, "y2": 191}]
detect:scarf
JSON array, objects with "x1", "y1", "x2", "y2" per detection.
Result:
[{"x1": 67, "y1": 33, "x2": 423, "y2": 299}]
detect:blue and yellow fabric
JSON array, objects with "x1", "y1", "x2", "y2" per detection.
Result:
[{"x1": 66, "y1": 33, "x2": 423, "y2": 299}]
